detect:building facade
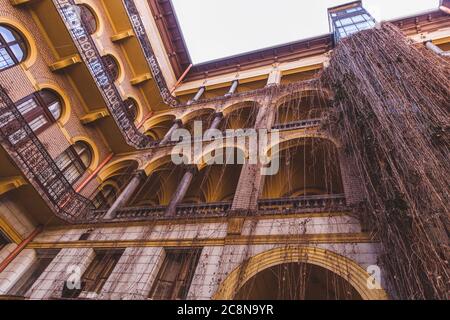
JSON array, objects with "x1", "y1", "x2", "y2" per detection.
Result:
[{"x1": 0, "y1": 0, "x2": 448, "y2": 300}]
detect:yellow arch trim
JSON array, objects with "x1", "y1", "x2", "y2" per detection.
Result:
[
  {"x1": 70, "y1": 136, "x2": 100, "y2": 172},
  {"x1": 180, "y1": 107, "x2": 215, "y2": 124},
  {"x1": 213, "y1": 246, "x2": 388, "y2": 300},
  {"x1": 0, "y1": 17, "x2": 38, "y2": 70},
  {"x1": 98, "y1": 157, "x2": 139, "y2": 181},
  {"x1": 35, "y1": 82, "x2": 71, "y2": 126},
  {"x1": 220, "y1": 100, "x2": 260, "y2": 116},
  {"x1": 143, "y1": 113, "x2": 176, "y2": 132},
  {"x1": 143, "y1": 153, "x2": 174, "y2": 176}
]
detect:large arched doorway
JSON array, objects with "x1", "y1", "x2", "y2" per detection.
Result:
[
  {"x1": 213, "y1": 246, "x2": 388, "y2": 300},
  {"x1": 235, "y1": 262, "x2": 361, "y2": 300}
]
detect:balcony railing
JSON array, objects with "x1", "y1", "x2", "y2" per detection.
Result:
[
  {"x1": 258, "y1": 194, "x2": 346, "y2": 214},
  {"x1": 0, "y1": 86, "x2": 93, "y2": 222},
  {"x1": 52, "y1": 0, "x2": 153, "y2": 149},
  {"x1": 272, "y1": 118, "x2": 322, "y2": 131},
  {"x1": 90, "y1": 194, "x2": 346, "y2": 222},
  {"x1": 122, "y1": 0, "x2": 179, "y2": 107}
]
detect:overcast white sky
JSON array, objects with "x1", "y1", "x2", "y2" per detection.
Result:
[{"x1": 172, "y1": 0, "x2": 440, "y2": 64}]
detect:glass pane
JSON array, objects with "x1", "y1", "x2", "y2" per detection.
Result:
[
  {"x1": 16, "y1": 98, "x2": 38, "y2": 115},
  {"x1": 352, "y1": 15, "x2": 365, "y2": 23},
  {"x1": 10, "y1": 44, "x2": 24, "y2": 61},
  {"x1": 28, "y1": 115, "x2": 48, "y2": 132},
  {"x1": 0, "y1": 26, "x2": 16, "y2": 43},
  {"x1": 0, "y1": 48, "x2": 14, "y2": 70},
  {"x1": 47, "y1": 101, "x2": 62, "y2": 120}
]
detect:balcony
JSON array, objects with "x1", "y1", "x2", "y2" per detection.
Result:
[
  {"x1": 272, "y1": 118, "x2": 322, "y2": 131},
  {"x1": 89, "y1": 194, "x2": 346, "y2": 222}
]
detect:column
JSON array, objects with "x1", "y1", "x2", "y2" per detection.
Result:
[
  {"x1": 104, "y1": 171, "x2": 145, "y2": 220},
  {"x1": 425, "y1": 41, "x2": 450, "y2": 57},
  {"x1": 187, "y1": 86, "x2": 206, "y2": 105},
  {"x1": 267, "y1": 66, "x2": 281, "y2": 86},
  {"x1": 209, "y1": 112, "x2": 224, "y2": 130},
  {"x1": 166, "y1": 166, "x2": 197, "y2": 216},
  {"x1": 159, "y1": 119, "x2": 182, "y2": 146},
  {"x1": 225, "y1": 80, "x2": 239, "y2": 97}
]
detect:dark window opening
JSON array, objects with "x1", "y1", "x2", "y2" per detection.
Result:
[
  {"x1": 7, "y1": 249, "x2": 60, "y2": 297},
  {"x1": 62, "y1": 249, "x2": 124, "y2": 299},
  {"x1": 14, "y1": 89, "x2": 63, "y2": 134},
  {"x1": 78, "y1": 5, "x2": 98, "y2": 35},
  {"x1": 0, "y1": 24, "x2": 27, "y2": 71},
  {"x1": 0, "y1": 230, "x2": 10, "y2": 251},
  {"x1": 55, "y1": 141, "x2": 92, "y2": 185},
  {"x1": 102, "y1": 55, "x2": 119, "y2": 81},
  {"x1": 149, "y1": 248, "x2": 202, "y2": 300},
  {"x1": 124, "y1": 98, "x2": 138, "y2": 121}
]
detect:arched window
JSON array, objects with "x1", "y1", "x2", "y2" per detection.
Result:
[
  {"x1": 124, "y1": 98, "x2": 138, "y2": 121},
  {"x1": 78, "y1": 5, "x2": 98, "y2": 35},
  {"x1": 55, "y1": 141, "x2": 92, "y2": 184},
  {"x1": 102, "y1": 55, "x2": 119, "y2": 81},
  {"x1": 0, "y1": 25, "x2": 28, "y2": 71},
  {"x1": 15, "y1": 89, "x2": 63, "y2": 134}
]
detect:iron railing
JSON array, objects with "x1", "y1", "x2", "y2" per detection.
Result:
[
  {"x1": 272, "y1": 118, "x2": 322, "y2": 131},
  {"x1": 52, "y1": 0, "x2": 153, "y2": 149},
  {"x1": 122, "y1": 0, "x2": 179, "y2": 107},
  {"x1": 90, "y1": 194, "x2": 346, "y2": 222},
  {"x1": 0, "y1": 86, "x2": 93, "y2": 222},
  {"x1": 258, "y1": 194, "x2": 346, "y2": 214}
]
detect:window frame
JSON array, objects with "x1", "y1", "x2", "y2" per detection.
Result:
[{"x1": 0, "y1": 25, "x2": 28, "y2": 71}]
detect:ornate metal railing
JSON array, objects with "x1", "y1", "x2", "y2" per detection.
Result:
[
  {"x1": 90, "y1": 201, "x2": 232, "y2": 221},
  {"x1": 272, "y1": 118, "x2": 322, "y2": 131},
  {"x1": 90, "y1": 194, "x2": 346, "y2": 222},
  {"x1": 52, "y1": 0, "x2": 153, "y2": 149},
  {"x1": 258, "y1": 194, "x2": 346, "y2": 214},
  {"x1": 0, "y1": 86, "x2": 93, "y2": 222},
  {"x1": 122, "y1": 0, "x2": 178, "y2": 107}
]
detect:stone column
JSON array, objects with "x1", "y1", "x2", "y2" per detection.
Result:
[
  {"x1": 209, "y1": 112, "x2": 224, "y2": 130},
  {"x1": 104, "y1": 171, "x2": 145, "y2": 220},
  {"x1": 225, "y1": 80, "x2": 239, "y2": 97},
  {"x1": 231, "y1": 95, "x2": 276, "y2": 212},
  {"x1": 166, "y1": 166, "x2": 197, "y2": 216},
  {"x1": 425, "y1": 41, "x2": 450, "y2": 57},
  {"x1": 187, "y1": 86, "x2": 206, "y2": 105},
  {"x1": 159, "y1": 119, "x2": 182, "y2": 146}
]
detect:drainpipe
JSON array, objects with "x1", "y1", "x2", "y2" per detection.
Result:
[
  {"x1": 0, "y1": 225, "x2": 43, "y2": 274},
  {"x1": 171, "y1": 64, "x2": 193, "y2": 94},
  {"x1": 75, "y1": 153, "x2": 114, "y2": 193}
]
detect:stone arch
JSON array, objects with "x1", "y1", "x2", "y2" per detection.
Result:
[
  {"x1": 195, "y1": 143, "x2": 248, "y2": 170},
  {"x1": 70, "y1": 136, "x2": 100, "y2": 172},
  {"x1": 98, "y1": 157, "x2": 139, "y2": 181},
  {"x1": 213, "y1": 246, "x2": 388, "y2": 300},
  {"x1": 180, "y1": 107, "x2": 216, "y2": 124}
]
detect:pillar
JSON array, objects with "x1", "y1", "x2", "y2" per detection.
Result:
[
  {"x1": 209, "y1": 112, "x2": 224, "y2": 130},
  {"x1": 159, "y1": 119, "x2": 182, "y2": 146},
  {"x1": 166, "y1": 166, "x2": 197, "y2": 216},
  {"x1": 225, "y1": 80, "x2": 239, "y2": 97},
  {"x1": 187, "y1": 86, "x2": 206, "y2": 105},
  {"x1": 425, "y1": 41, "x2": 450, "y2": 57},
  {"x1": 104, "y1": 171, "x2": 145, "y2": 220}
]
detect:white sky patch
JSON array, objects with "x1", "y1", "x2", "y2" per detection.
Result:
[{"x1": 172, "y1": 0, "x2": 440, "y2": 64}]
